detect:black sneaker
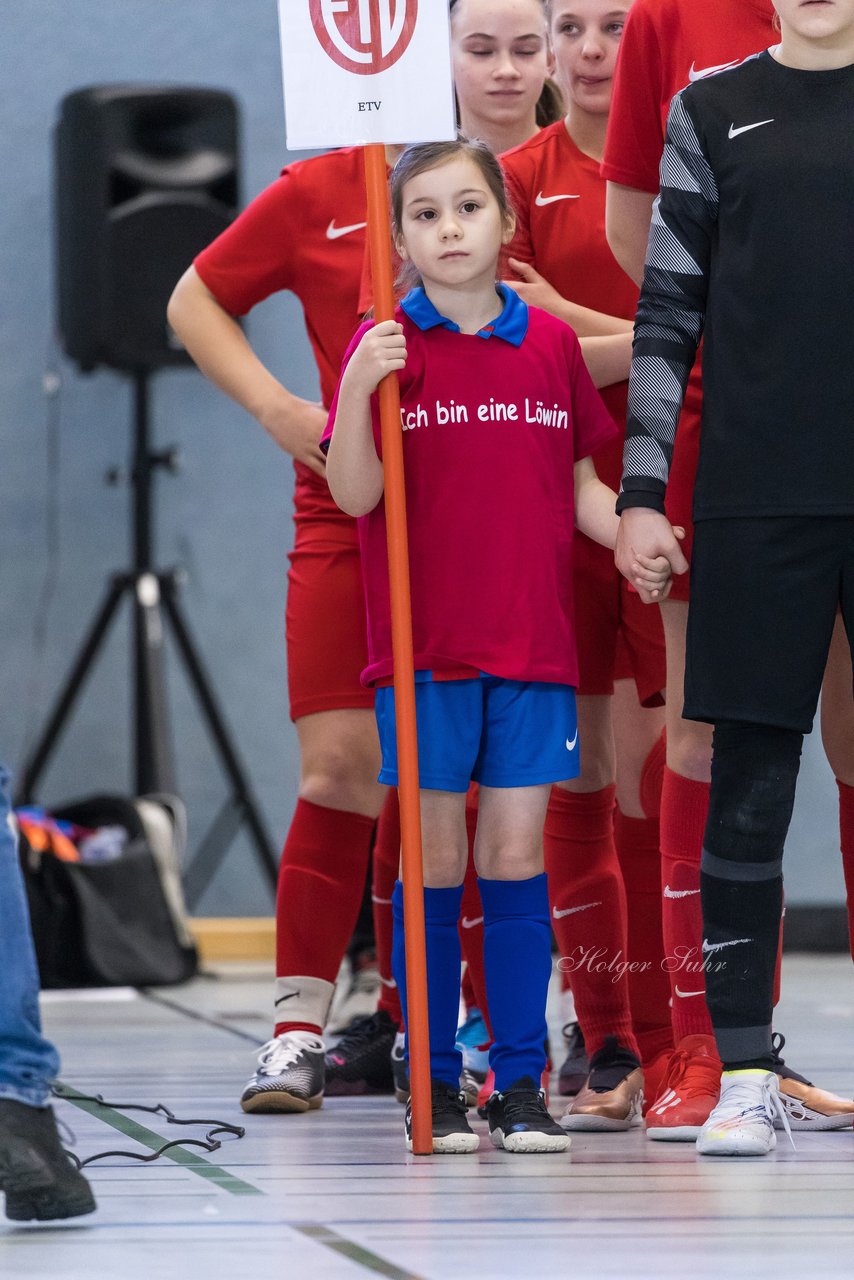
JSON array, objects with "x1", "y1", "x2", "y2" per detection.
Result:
[
  {"x1": 557, "y1": 1022, "x2": 589, "y2": 1097},
  {"x1": 405, "y1": 1081, "x2": 480, "y2": 1153},
  {"x1": 324, "y1": 1010, "x2": 398, "y2": 1096},
  {"x1": 486, "y1": 1076, "x2": 570, "y2": 1153},
  {"x1": 0, "y1": 1100, "x2": 96, "y2": 1221}
]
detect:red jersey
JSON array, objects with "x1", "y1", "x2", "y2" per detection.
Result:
[
  {"x1": 322, "y1": 288, "x2": 617, "y2": 688},
  {"x1": 502, "y1": 121, "x2": 638, "y2": 489},
  {"x1": 602, "y1": 0, "x2": 775, "y2": 192},
  {"x1": 194, "y1": 147, "x2": 371, "y2": 531}
]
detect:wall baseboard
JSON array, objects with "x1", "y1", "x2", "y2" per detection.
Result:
[{"x1": 189, "y1": 918, "x2": 275, "y2": 964}]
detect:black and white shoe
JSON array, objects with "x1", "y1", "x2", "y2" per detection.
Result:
[
  {"x1": 487, "y1": 1076, "x2": 570, "y2": 1153},
  {"x1": 405, "y1": 1081, "x2": 480, "y2": 1154},
  {"x1": 240, "y1": 1031, "x2": 325, "y2": 1114},
  {"x1": 324, "y1": 1010, "x2": 398, "y2": 1096}
]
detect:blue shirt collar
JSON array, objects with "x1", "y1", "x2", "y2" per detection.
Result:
[{"x1": 400, "y1": 283, "x2": 528, "y2": 347}]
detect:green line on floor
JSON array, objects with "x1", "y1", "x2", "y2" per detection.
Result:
[
  {"x1": 293, "y1": 1223, "x2": 427, "y2": 1280},
  {"x1": 54, "y1": 1082, "x2": 264, "y2": 1197}
]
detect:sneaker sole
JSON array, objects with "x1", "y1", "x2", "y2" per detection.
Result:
[
  {"x1": 777, "y1": 1109, "x2": 854, "y2": 1132},
  {"x1": 560, "y1": 1112, "x2": 642, "y2": 1133},
  {"x1": 646, "y1": 1124, "x2": 703, "y2": 1141},
  {"x1": 239, "y1": 1091, "x2": 323, "y2": 1115},
  {"x1": 489, "y1": 1128, "x2": 570, "y2": 1154},
  {"x1": 696, "y1": 1136, "x2": 776, "y2": 1157},
  {"x1": 405, "y1": 1133, "x2": 480, "y2": 1154}
]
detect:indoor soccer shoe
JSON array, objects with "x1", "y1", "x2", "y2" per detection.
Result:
[
  {"x1": 456, "y1": 1007, "x2": 490, "y2": 1080},
  {"x1": 0, "y1": 1100, "x2": 96, "y2": 1222},
  {"x1": 324, "y1": 1010, "x2": 398, "y2": 1096},
  {"x1": 240, "y1": 1031, "x2": 325, "y2": 1114},
  {"x1": 645, "y1": 1034, "x2": 722, "y2": 1141},
  {"x1": 560, "y1": 1037, "x2": 643, "y2": 1132},
  {"x1": 405, "y1": 1081, "x2": 480, "y2": 1154},
  {"x1": 557, "y1": 1021, "x2": 589, "y2": 1097},
  {"x1": 486, "y1": 1077, "x2": 570, "y2": 1154},
  {"x1": 391, "y1": 1030, "x2": 409, "y2": 1103},
  {"x1": 696, "y1": 1070, "x2": 794, "y2": 1157},
  {"x1": 771, "y1": 1033, "x2": 854, "y2": 1131}
]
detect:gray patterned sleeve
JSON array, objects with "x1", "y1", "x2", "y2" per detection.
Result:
[{"x1": 617, "y1": 90, "x2": 718, "y2": 513}]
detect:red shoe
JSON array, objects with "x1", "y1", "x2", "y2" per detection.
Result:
[
  {"x1": 641, "y1": 1046, "x2": 673, "y2": 1117},
  {"x1": 644, "y1": 1034, "x2": 721, "y2": 1141}
]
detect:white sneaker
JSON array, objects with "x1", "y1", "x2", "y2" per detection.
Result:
[
  {"x1": 328, "y1": 960, "x2": 382, "y2": 1033},
  {"x1": 696, "y1": 1069, "x2": 795, "y2": 1157},
  {"x1": 240, "y1": 1031, "x2": 325, "y2": 1114}
]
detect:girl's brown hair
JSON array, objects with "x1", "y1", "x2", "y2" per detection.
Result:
[
  {"x1": 390, "y1": 137, "x2": 515, "y2": 290},
  {"x1": 449, "y1": 0, "x2": 564, "y2": 129}
]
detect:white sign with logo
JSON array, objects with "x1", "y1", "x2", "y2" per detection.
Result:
[{"x1": 278, "y1": 0, "x2": 456, "y2": 149}]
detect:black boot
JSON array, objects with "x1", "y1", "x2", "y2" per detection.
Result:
[{"x1": 0, "y1": 1099, "x2": 96, "y2": 1221}]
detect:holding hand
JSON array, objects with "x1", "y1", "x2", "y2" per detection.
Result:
[
  {"x1": 345, "y1": 321, "x2": 407, "y2": 395},
  {"x1": 616, "y1": 508, "x2": 688, "y2": 603}
]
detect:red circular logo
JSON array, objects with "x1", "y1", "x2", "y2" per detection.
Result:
[{"x1": 309, "y1": 0, "x2": 419, "y2": 76}]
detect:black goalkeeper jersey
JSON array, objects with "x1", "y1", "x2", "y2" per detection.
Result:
[{"x1": 619, "y1": 49, "x2": 854, "y2": 521}]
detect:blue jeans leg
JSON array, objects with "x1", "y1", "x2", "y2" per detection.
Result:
[{"x1": 0, "y1": 764, "x2": 60, "y2": 1106}]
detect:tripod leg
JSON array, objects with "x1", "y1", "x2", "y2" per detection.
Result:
[
  {"x1": 134, "y1": 574, "x2": 177, "y2": 795},
  {"x1": 16, "y1": 577, "x2": 127, "y2": 802},
  {"x1": 160, "y1": 581, "x2": 278, "y2": 891}
]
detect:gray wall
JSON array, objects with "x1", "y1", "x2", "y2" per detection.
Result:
[{"x1": 0, "y1": 1, "x2": 846, "y2": 914}]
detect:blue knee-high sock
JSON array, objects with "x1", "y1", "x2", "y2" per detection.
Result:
[
  {"x1": 392, "y1": 879, "x2": 463, "y2": 1089},
  {"x1": 479, "y1": 874, "x2": 551, "y2": 1092}
]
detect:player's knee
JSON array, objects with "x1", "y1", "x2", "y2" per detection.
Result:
[
  {"x1": 665, "y1": 717, "x2": 713, "y2": 782},
  {"x1": 475, "y1": 842, "x2": 542, "y2": 882},
  {"x1": 705, "y1": 722, "x2": 803, "y2": 867},
  {"x1": 299, "y1": 746, "x2": 383, "y2": 813}
]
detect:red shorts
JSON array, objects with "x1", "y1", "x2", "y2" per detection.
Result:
[
  {"x1": 573, "y1": 533, "x2": 666, "y2": 708},
  {"x1": 663, "y1": 371, "x2": 703, "y2": 604},
  {"x1": 286, "y1": 462, "x2": 374, "y2": 721}
]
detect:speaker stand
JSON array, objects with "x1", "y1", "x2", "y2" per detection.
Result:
[{"x1": 16, "y1": 370, "x2": 279, "y2": 908}]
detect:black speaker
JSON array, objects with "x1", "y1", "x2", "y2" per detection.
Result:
[{"x1": 55, "y1": 84, "x2": 239, "y2": 373}]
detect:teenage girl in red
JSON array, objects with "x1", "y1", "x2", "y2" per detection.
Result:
[
  {"x1": 500, "y1": 0, "x2": 672, "y2": 1129},
  {"x1": 603, "y1": 0, "x2": 854, "y2": 1138}
]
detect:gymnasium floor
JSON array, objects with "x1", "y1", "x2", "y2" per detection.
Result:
[{"x1": 3, "y1": 956, "x2": 853, "y2": 1280}]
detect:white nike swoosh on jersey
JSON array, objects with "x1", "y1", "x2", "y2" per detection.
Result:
[
  {"x1": 326, "y1": 219, "x2": 368, "y2": 240},
  {"x1": 379, "y1": 975, "x2": 397, "y2": 988},
  {"x1": 371, "y1": 894, "x2": 394, "y2": 905},
  {"x1": 728, "y1": 119, "x2": 774, "y2": 139},
  {"x1": 663, "y1": 885, "x2": 701, "y2": 899},
  {"x1": 702, "y1": 937, "x2": 753, "y2": 953},
  {"x1": 688, "y1": 57, "x2": 740, "y2": 82},
  {"x1": 675, "y1": 985, "x2": 705, "y2": 998},
  {"x1": 535, "y1": 191, "x2": 581, "y2": 206},
  {"x1": 566, "y1": 731, "x2": 578, "y2": 751},
  {"x1": 461, "y1": 916, "x2": 484, "y2": 929},
  {"x1": 553, "y1": 901, "x2": 602, "y2": 920}
]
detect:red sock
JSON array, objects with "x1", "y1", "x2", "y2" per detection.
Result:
[
  {"x1": 459, "y1": 794, "x2": 492, "y2": 1037},
  {"x1": 614, "y1": 808, "x2": 673, "y2": 1065},
  {"x1": 275, "y1": 797, "x2": 375, "y2": 988},
  {"x1": 372, "y1": 789, "x2": 403, "y2": 1026},
  {"x1": 545, "y1": 785, "x2": 639, "y2": 1060},
  {"x1": 837, "y1": 780, "x2": 854, "y2": 963},
  {"x1": 660, "y1": 768, "x2": 713, "y2": 1041}
]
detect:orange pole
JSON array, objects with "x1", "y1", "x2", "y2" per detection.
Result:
[{"x1": 363, "y1": 143, "x2": 432, "y2": 1156}]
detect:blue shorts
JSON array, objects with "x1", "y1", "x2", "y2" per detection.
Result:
[{"x1": 375, "y1": 674, "x2": 579, "y2": 792}]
